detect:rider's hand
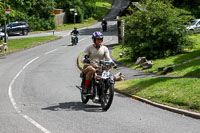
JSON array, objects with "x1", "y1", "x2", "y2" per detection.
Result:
[
  {"x1": 84, "y1": 58, "x2": 90, "y2": 64},
  {"x1": 113, "y1": 64, "x2": 117, "y2": 69}
]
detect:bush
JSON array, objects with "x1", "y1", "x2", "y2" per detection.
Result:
[
  {"x1": 27, "y1": 15, "x2": 56, "y2": 31},
  {"x1": 7, "y1": 0, "x2": 56, "y2": 31},
  {"x1": 122, "y1": 0, "x2": 194, "y2": 60}
]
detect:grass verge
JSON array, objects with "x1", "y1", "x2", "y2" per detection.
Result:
[
  {"x1": 115, "y1": 77, "x2": 200, "y2": 113},
  {"x1": 55, "y1": 18, "x2": 97, "y2": 31},
  {"x1": 112, "y1": 34, "x2": 200, "y2": 113},
  {"x1": 0, "y1": 35, "x2": 60, "y2": 55},
  {"x1": 112, "y1": 34, "x2": 200, "y2": 77},
  {"x1": 78, "y1": 52, "x2": 84, "y2": 70}
]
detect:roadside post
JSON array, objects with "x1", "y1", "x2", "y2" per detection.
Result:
[
  {"x1": 121, "y1": 19, "x2": 125, "y2": 47},
  {"x1": 116, "y1": 16, "x2": 125, "y2": 47},
  {"x1": 0, "y1": 0, "x2": 9, "y2": 52},
  {"x1": 70, "y1": 8, "x2": 78, "y2": 24},
  {"x1": 4, "y1": 8, "x2": 9, "y2": 43}
]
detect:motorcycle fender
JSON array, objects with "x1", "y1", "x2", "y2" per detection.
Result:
[{"x1": 108, "y1": 77, "x2": 115, "y2": 84}]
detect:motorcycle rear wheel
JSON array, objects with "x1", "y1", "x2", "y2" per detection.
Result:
[{"x1": 101, "y1": 84, "x2": 114, "y2": 111}]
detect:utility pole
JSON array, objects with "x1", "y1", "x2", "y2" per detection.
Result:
[
  {"x1": 70, "y1": 8, "x2": 77, "y2": 25},
  {"x1": 4, "y1": 8, "x2": 9, "y2": 44}
]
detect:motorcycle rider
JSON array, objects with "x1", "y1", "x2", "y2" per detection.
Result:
[
  {"x1": 71, "y1": 27, "x2": 79, "y2": 43},
  {"x1": 101, "y1": 18, "x2": 107, "y2": 32},
  {"x1": 81, "y1": 31, "x2": 116, "y2": 94}
]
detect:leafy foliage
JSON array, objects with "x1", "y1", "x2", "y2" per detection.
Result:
[
  {"x1": 2, "y1": 0, "x2": 56, "y2": 31},
  {"x1": 0, "y1": 0, "x2": 10, "y2": 25},
  {"x1": 171, "y1": 0, "x2": 200, "y2": 18},
  {"x1": 122, "y1": 0, "x2": 194, "y2": 60},
  {"x1": 1, "y1": 0, "x2": 111, "y2": 30},
  {"x1": 145, "y1": 0, "x2": 200, "y2": 18},
  {"x1": 54, "y1": 0, "x2": 100, "y2": 23}
]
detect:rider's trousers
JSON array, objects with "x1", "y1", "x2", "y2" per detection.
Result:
[{"x1": 83, "y1": 65, "x2": 96, "y2": 81}]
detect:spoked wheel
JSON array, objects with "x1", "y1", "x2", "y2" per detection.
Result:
[
  {"x1": 81, "y1": 91, "x2": 89, "y2": 104},
  {"x1": 72, "y1": 38, "x2": 75, "y2": 46},
  {"x1": 75, "y1": 38, "x2": 78, "y2": 45},
  {"x1": 101, "y1": 84, "x2": 114, "y2": 111}
]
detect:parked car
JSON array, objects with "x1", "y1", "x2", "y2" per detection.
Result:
[
  {"x1": 0, "y1": 32, "x2": 8, "y2": 41},
  {"x1": 185, "y1": 19, "x2": 200, "y2": 33},
  {"x1": 0, "y1": 21, "x2": 30, "y2": 36}
]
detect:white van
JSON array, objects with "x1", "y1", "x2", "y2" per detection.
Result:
[{"x1": 185, "y1": 19, "x2": 200, "y2": 33}]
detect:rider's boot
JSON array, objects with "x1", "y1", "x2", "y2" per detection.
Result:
[{"x1": 82, "y1": 87, "x2": 88, "y2": 94}]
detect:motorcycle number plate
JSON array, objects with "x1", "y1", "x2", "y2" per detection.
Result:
[{"x1": 102, "y1": 71, "x2": 109, "y2": 79}]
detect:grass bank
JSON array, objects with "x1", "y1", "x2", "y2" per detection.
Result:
[
  {"x1": 112, "y1": 34, "x2": 200, "y2": 113},
  {"x1": 0, "y1": 36, "x2": 60, "y2": 55},
  {"x1": 112, "y1": 34, "x2": 200, "y2": 77},
  {"x1": 115, "y1": 77, "x2": 200, "y2": 113}
]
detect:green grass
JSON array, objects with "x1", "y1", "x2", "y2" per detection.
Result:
[
  {"x1": 78, "y1": 52, "x2": 84, "y2": 69},
  {"x1": 56, "y1": 18, "x2": 97, "y2": 31},
  {"x1": 115, "y1": 77, "x2": 200, "y2": 113},
  {"x1": 94, "y1": 0, "x2": 113, "y2": 19},
  {"x1": 112, "y1": 34, "x2": 200, "y2": 77},
  {"x1": 112, "y1": 34, "x2": 200, "y2": 113},
  {"x1": 0, "y1": 36, "x2": 60, "y2": 55}
]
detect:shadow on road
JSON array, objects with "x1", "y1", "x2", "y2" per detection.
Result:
[{"x1": 42, "y1": 101, "x2": 103, "y2": 112}]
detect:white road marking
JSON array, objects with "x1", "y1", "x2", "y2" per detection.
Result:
[
  {"x1": 64, "y1": 37, "x2": 88, "y2": 47},
  {"x1": 103, "y1": 36, "x2": 113, "y2": 45},
  {"x1": 8, "y1": 57, "x2": 51, "y2": 133},
  {"x1": 45, "y1": 49, "x2": 57, "y2": 55},
  {"x1": 7, "y1": 36, "x2": 90, "y2": 133},
  {"x1": 62, "y1": 32, "x2": 71, "y2": 37},
  {"x1": 79, "y1": 38, "x2": 87, "y2": 42}
]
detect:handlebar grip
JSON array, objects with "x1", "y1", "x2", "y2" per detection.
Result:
[{"x1": 113, "y1": 65, "x2": 117, "y2": 69}]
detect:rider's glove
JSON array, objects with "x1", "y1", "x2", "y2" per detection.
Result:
[
  {"x1": 84, "y1": 58, "x2": 90, "y2": 64},
  {"x1": 113, "y1": 63, "x2": 117, "y2": 69}
]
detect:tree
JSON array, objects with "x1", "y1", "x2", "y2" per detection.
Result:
[
  {"x1": 155, "y1": 0, "x2": 200, "y2": 18},
  {"x1": 7, "y1": 0, "x2": 56, "y2": 31},
  {"x1": 0, "y1": 0, "x2": 10, "y2": 26},
  {"x1": 122, "y1": 0, "x2": 193, "y2": 60}
]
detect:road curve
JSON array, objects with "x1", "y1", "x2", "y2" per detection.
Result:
[{"x1": 0, "y1": 0, "x2": 200, "y2": 133}]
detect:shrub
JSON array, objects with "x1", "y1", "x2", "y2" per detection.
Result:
[{"x1": 122, "y1": 0, "x2": 194, "y2": 60}]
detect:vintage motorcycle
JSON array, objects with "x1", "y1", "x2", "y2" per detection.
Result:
[
  {"x1": 79, "y1": 57, "x2": 117, "y2": 111},
  {"x1": 71, "y1": 33, "x2": 78, "y2": 45}
]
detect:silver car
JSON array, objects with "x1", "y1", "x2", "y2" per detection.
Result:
[{"x1": 185, "y1": 19, "x2": 200, "y2": 33}]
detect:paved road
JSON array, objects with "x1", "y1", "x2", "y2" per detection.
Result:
[{"x1": 0, "y1": 0, "x2": 200, "y2": 133}]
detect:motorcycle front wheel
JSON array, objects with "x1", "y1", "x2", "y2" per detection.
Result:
[
  {"x1": 101, "y1": 84, "x2": 114, "y2": 111},
  {"x1": 81, "y1": 92, "x2": 89, "y2": 104}
]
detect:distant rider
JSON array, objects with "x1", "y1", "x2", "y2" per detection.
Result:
[
  {"x1": 101, "y1": 18, "x2": 107, "y2": 32},
  {"x1": 71, "y1": 27, "x2": 79, "y2": 43},
  {"x1": 81, "y1": 31, "x2": 116, "y2": 94}
]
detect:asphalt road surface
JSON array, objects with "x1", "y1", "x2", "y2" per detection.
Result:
[{"x1": 0, "y1": 0, "x2": 200, "y2": 133}]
